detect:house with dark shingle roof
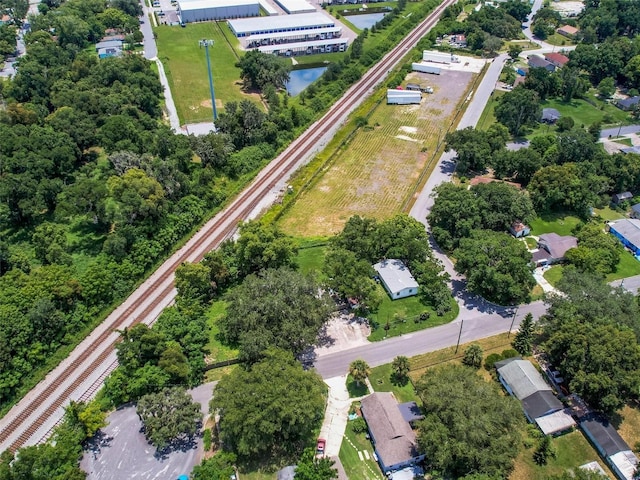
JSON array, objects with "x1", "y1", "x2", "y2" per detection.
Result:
[
  {"x1": 532, "y1": 233, "x2": 577, "y2": 266},
  {"x1": 528, "y1": 55, "x2": 555, "y2": 72},
  {"x1": 617, "y1": 96, "x2": 640, "y2": 111},
  {"x1": 497, "y1": 360, "x2": 576, "y2": 436},
  {"x1": 360, "y1": 392, "x2": 425, "y2": 473}
]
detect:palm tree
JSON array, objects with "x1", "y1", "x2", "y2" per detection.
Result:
[
  {"x1": 391, "y1": 356, "x2": 410, "y2": 382},
  {"x1": 349, "y1": 359, "x2": 370, "y2": 387},
  {"x1": 462, "y1": 343, "x2": 483, "y2": 369}
]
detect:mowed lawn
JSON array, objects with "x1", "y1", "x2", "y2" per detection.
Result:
[
  {"x1": 278, "y1": 70, "x2": 475, "y2": 237},
  {"x1": 529, "y1": 212, "x2": 583, "y2": 236},
  {"x1": 155, "y1": 22, "x2": 259, "y2": 124}
]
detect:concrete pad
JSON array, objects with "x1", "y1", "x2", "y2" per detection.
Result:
[
  {"x1": 316, "y1": 313, "x2": 371, "y2": 357},
  {"x1": 319, "y1": 375, "x2": 352, "y2": 457},
  {"x1": 358, "y1": 451, "x2": 364, "y2": 461},
  {"x1": 363, "y1": 450, "x2": 370, "y2": 460}
]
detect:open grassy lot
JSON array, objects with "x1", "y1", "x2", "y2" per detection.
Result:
[
  {"x1": 544, "y1": 32, "x2": 576, "y2": 47},
  {"x1": 368, "y1": 363, "x2": 420, "y2": 403},
  {"x1": 155, "y1": 22, "x2": 260, "y2": 124},
  {"x1": 594, "y1": 206, "x2": 625, "y2": 221},
  {"x1": 278, "y1": 69, "x2": 475, "y2": 237},
  {"x1": 606, "y1": 249, "x2": 640, "y2": 281},
  {"x1": 529, "y1": 212, "x2": 583, "y2": 236},
  {"x1": 510, "y1": 430, "x2": 613, "y2": 480},
  {"x1": 616, "y1": 403, "x2": 640, "y2": 450},
  {"x1": 543, "y1": 265, "x2": 563, "y2": 286},
  {"x1": 477, "y1": 89, "x2": 505, "y2": 130},
  {"x1": 340, "y1": 413, "x2": 385, "y2": 480},
  {"x1": 368, "y1": 286, "x2": 458, "y2": 341},
  {"x1": 295, "y1": 243, "x2": 328, "y2": 277}
]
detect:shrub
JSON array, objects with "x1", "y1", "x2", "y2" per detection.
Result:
[
  {"x1": 484, "y1": 353, "x2": 503, "y2": 371},
  {"x1": 351, "y1": 417, "x2": 368, "y2": 434},
  {"x1": 501, "y1": 349, "x2": 519, "y2": 359}
]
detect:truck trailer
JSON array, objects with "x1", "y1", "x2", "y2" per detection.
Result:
[{"x1": 412, "y1": 63, "x2": 441, "y2": 75}]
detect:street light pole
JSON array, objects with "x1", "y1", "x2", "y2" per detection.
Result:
[
  {"x1": 199, "y1": 39, "x2": 217, "y2": 130},
  {"x1": 508, "y1": 305, "x2": 519, "y2": 338}
]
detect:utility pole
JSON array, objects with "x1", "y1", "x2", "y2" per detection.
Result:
[
  {"x1": 508, "y1": 306, "x2": 519, "y2": 338},
  {"x1": 199, "y1": 39, "x2": 217, "y2": 130},
  {"x1": 455, "y1": 320, "x2": 464, "y2": 354}
]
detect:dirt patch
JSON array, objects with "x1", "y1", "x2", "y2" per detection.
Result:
[{"x1": 316, "y1": 313, "x2": 371, "y2": 356}]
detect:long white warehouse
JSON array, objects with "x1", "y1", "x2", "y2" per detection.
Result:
[
  {"x1": 387, "y1": 89, "x2": 421, "y2": 105},
  {"x1": 228, "y1": 11, "x2": 334, "y2": 37},
  {"x1": 274, "y1": 0, "x2": 315, "y2": 13},
  {"x1": 422, "y1": 50, "x2": 459, "y2": 64},
  {"x1": 178, "y1": 0, "x2": 259, "y2": 22}
]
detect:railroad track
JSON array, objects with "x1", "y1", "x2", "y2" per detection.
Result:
[{"x1": 0, "y1": 0, "x2": 456, "y2": 453}]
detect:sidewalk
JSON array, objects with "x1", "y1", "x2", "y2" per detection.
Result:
[{"x1": 533, "y1": 267, "x2": 559, "y2": 294}]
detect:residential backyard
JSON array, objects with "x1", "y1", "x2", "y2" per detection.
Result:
[
  {"x1": 154, "y1": 21, "x2": 261, "y2": 124},
  {"x1": 278, "y1": 69, "x2": 475, "y2": 237}
]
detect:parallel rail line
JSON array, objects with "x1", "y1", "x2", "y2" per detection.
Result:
[{"x1": 0, "y1": 0, "x2": 455, "y2": 452}]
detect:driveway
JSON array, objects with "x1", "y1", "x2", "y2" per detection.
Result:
[{"x1": 81, "y1": 383, "x2": 215, "y2": 480}]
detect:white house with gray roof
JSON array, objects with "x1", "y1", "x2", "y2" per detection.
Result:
[{"x1": 373, "y1": 259, "x2": 419, "y2": 300}]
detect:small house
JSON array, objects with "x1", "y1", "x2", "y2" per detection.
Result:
[
  {"x1": 612, "y1": 192, "x2": 633, "y2": 204},
  {"x1": 532, "y1": 233, "x2": 577, "y2": 266},
  {"x1": 528, "y1": 55, "x2": 555, "y2": 72},
  {"x1": 630, "y1": 203, "x2": 640, "y2": 219},
  {"x1": 616, "y1": 96, "x2": 640, "y2": 111},
  {"x1": 98, "y1": 47, "x2": 123, "y2": 58},
  {"x1": 544, "y1": 52, "x2": 569, "y2": 68},
  {"x1": 360, "y1": 392, "x2": 425, "y2": 473},
  {"x1": 509, "y1": 221, "x2": 530, "y2": 238},
  {"x1": 95, "y1": 39, "x2": 123, "y2": 51},
  {"x1": 541, "y1": 108, "x2": 561, "y2": 124},
  {"x1": 0, "y1": 14, "x2": 11, "y2": 25},
  {"x1": 608, "y1": 219, "x2": 640, "y2": 256},
  {"x1": 557, "y1": 24, "x2": 579, "y2": 38},
  {"x1": 373, "y1": 259, "x2": 419, "y2": 300},
  {"x1": 621, "y1": 146, "x2": 640, "y2": 155}
]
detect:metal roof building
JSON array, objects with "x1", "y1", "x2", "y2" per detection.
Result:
[
  {"x1": 257, "y1": 37, "x2": 347, "y2": 55},
  {"x1": 228, "y1": 11, "x2": 334, "y2": 36},
  {"x1": 273, "y1": 0, "x2": 315, "y2": 14},
  {"x1": 373, "y1": 259, "x2": 419, "y2": 299},
  {"x1": 244, "y1": 26, "x2": 341, "y2": 47},
  {"x1": 387, "y1": 89, "x2": 422, "y2": 105},
  {"x1": 497, "y1": 360, "x2": 551, "y2": 400},
  {"x1": 178, "y1": 0, "x2": 260, "y2": 23},
  {"x1": 609, "y1": 219, "x2": 640, "y2": 256}
]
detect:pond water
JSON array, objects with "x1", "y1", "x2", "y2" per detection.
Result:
[
  {"x1": 344, "y1": 12, "x2": 386, "y2": 30},
  {"x1": 285, "y1": 66, "x2": 328, "y2": 96}
]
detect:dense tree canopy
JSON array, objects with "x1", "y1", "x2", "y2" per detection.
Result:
[
  {"x1": 236, "y1": 50, "x2": 292, "y2": 91},
  {"x1": 541, "y1": 269, "x2": 640, "y2": 413},
  {"x1": 454, "y1": 230, "x2": 535, "y2": 305},
  {"x1": 416, "y1": 364, "x2": 523, "y2": 478},
  {"x1": 444, "y1": 125, "x2": 509, "y2": 173},
  {"x1": 495, "y1": 87, "x2": 541, "y2": 136},
  {"x1": 211, "y1": 350, "x2": 326, "y2": 458},
  {"x1": 191, "y1": 452, "x2": 237, "y2": 480},
  {"x1": 136, "y1": 387, "x2": 202, "y2": 449},
  {"x1": 218, "y1": 267, "x2": 331, "y2": 363}
]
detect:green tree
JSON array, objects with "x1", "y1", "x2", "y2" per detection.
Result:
[
  {"x1": 472, "y1": 181, "x2": 536, "y2": 231},
  {"x1": 428, "y1": 183, "x2": 482, "y2": 251},
  {"x1": 495, "y1": 87, "x2": 541, "y2": 136},
  {"x1": 218, "y1": 268, "x2": 331, "y2": 363},
  {"x1": 105, "y1": 168, "x2": 165, "y2": 225},
  {"x1": 31, "y1": 222, "x2": 70, "y2": 265},
  {"x1": 65, "y1": 400, "x2": 107, "y2": 440},
  {"x1": 391, "y1": 355, "x2": 410, "y2": 383},
  {"x1": 597, "y1": 77, "x2": 616, "y2": 98},
  {"x1": 533, "y1": 435, "x2": 555, "y2": 465},
  {"x1": 349, "y1": 359, "x2": 370, "y2": 387},
  {"x1": 512, "y1": 313, "x2": 534, "y2": 356},
  {"x1": 211, "y1": 350, "x2": 326, "y2": 458},
  {"x1": 462, "y1": 344, "x2": 483, "y2": 369},
  {"x1": 234, "y1": 221, "x2": 297, "y2": 277},
  {"x1": 454, "y1": 230, "x2": 535, "y2": 305},
  {"x1": 236, "y1": 50, "x2": 292, "y2": 90},
  {"x1": 444, "y1": 127, "x2": 505, "y2": 173},
  {"x1": 136, "y1": 387, "x2": 201, "y2": 449},
  {"x1": 175, "y1": 262, "x2": 214, "y2": 304},
  {"x1": 192, "y1": 452, "x2": 237, "y2": 480},
  {"x1": 415, "y1": 364, "x2": 523, "y2": 478},
  {"x1": 323, "y1": 248, "x2": 378, "y2": 307},
  {"x1": 294, "y1": 447, "x2": 339, "y2": 480}
]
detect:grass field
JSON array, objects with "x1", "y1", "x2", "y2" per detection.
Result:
[
  {"x1": 368, "y1": 286, "x2": 458, "y2": 341},
  {"x1": 278, "y1": 70, "x2": 474, "y2": 237},
  {"x1": 368, "y1": 363, "x2": 420, "y2": 403},
  {"x1": 543, "y1": 265, "x2": 563, "y2": 286},
  {"x1": 155, "y1": 22, "x2": 260, "y2": 124},
  {"x1": 510, "y1": 430, "x2": 612, "y2": 480},
  {"x1": 295, "y1": 244, "x2": 328, "y2": 277},
  {"x1": 593, "y1": 206, "x2": 625, "y2": 221},
  {"x1": 529, "y1": 212, "x2": 583, "y2": 236},
  {"x1": 606, "y1": 249, "x2": 640, "y2": 281},
  {"x1": 544, "y1": 32, "x2": 576, "y2": 47},
  {"x1": 477, "y1": 90, "x2": 505, "y2": 130},
  {"x1": 340, "y1": 414, "x2": 385, "y2": 480}
]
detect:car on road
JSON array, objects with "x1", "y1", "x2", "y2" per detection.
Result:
[{"x1": 316, "y1": 438, "x2": 326, "y2": 457}]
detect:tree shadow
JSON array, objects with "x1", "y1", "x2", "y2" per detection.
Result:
[
  {"x1": 84, "y1": 430, "x2": 113, "y2": 459},
  {"x1": 390, "y1": 373, "x2": 409, "y2": 387},
  {"x1": 153, "y1": 433, "x2": 201, "y2": 460}
]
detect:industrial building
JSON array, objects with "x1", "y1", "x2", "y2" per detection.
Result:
[
  {"x1": 257, "y1": 37, "x2": 347, "y2": 55},
  {"x1": 387, "y1": 89, "x2": 422, "y2": 105},
  {"x1": 608, "y1": 219, "x2": 640, "y2": 256},
  {"x1": 244, "y1": 26, "x2": 341, "y2": 48},
  {"x1": 273, "y1": 0, "x2": 315, "y2": 14},
  {"x1": 422, "y1": 50, "x2": 459, "y2": 64},
  {"x1": 177, "y1": 0, "x2": 259, "y2": 23},
  {"x1": 228, "y1": 11, "x2": 334, "y2": 37}
]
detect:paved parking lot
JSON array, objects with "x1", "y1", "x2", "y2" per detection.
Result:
[{"x1": 81, "y1": 383, "x2": 214, "y2": 480}]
